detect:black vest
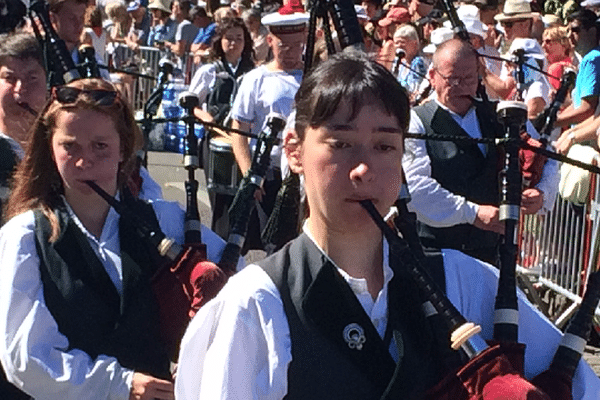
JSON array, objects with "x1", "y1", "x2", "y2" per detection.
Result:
[
  {"x1": 258, "y1": 234, "x2": 454, "y2": 400},
  {"x1": 0, "y1": 137, "x2": 18, "y2": 224},
  {"x1": 412, "y1": 100, "x2": 501, "y2": 263},
  {"x1": 33, "y1": 200, "x2": 171, "y2": 379}
]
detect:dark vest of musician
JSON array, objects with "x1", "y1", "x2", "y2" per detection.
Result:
[
  {"x1": 0, "y1": 136, "x2": 19, "y2": 224},
  {"x1": 33, "y1": 199, "x2": 171, "y2": 380},
  {"x1": 412, "y1": 100, "x2": 501, "y2": 265},
  {"x1": 258, "y1": 233, "x2": 457, "y2": 400}
]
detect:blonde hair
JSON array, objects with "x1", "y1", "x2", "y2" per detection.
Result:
[
  {"x1": 5, "y1": 79, "x2": 142, "y2": 240},
  {"x1": 543, "y1": 26, "x2": 571, "y2": 57}
]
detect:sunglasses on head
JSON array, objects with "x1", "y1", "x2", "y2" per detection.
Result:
[
  {"x1": 51, "y1": 86, "x2": 119, "y2": 106},
  {"x1": 500, "y1": 19, "x2": 527, "y2": 28}
]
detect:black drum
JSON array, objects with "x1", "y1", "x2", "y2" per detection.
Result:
[{"x1": 207, "y1": 138, "x2": 241, "y2": 196}]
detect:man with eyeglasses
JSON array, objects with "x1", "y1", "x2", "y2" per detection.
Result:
[
  {"x1": 553, "y1": 10, "x2": 600, "y2": 133},
  {"x1": 230, "y1": 6, "x2": 308, "y2": 254},
  {"x1": 403, "y1": 39, "x2": 558, "y2": 265}
]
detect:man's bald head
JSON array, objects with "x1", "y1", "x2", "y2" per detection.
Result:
[
  {"x1": 429, "y1": 39, "x2": 479, "y2": 116},
  {"x1": 432, "y1": 39, "x2": 477, "y2": 71}
]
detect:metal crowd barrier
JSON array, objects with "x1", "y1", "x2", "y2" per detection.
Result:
[
  {"x1": 518, "y1": 155, "x2": 600, "y2": 328},
  {"x1": 108, "y1": 44, "x2": 200, "y2": 111}
]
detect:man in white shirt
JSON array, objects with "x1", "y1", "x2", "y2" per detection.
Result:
[
  {"x1": 229, "y1": 6, "x2": 308, "y2": 252},
  {"x1": 403, "y1": 39, "x2": 558, "y2": 264}
]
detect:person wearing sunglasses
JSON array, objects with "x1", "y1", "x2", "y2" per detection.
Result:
[
  {"x1": 553, "y1": 9, "x2": 600, "y2": 132},
  {"x1": 0, "y1": 78, "x2": 237, "y2": 400}
]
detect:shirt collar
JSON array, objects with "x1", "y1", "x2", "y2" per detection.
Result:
[{"x1": 301, "y1": 221, "x2": 395, "y2": 293}]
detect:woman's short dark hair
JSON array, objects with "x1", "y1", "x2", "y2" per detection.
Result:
[{"x1": 294, "y1": 50, "x2": 410, "y2": 140}]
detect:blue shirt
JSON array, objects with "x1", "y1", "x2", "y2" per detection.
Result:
[
  {"x1": 147, "y1": 18, "x2": 177, "y2": 46},
  {"x1": 573, "y1": 46, "x2": 600, "y2": 108},
  {"x1": 396, "y1": 55, "x2": 429, "y2": 94},
  {"x1": 192, "y1": 22, "x2": 216, "y2": 45}
]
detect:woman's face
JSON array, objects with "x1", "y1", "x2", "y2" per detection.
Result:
[
  {"x1": 222, "y1": 26, "x2": 245, "y2": 61},
  {"x1": 542, "y1": 35, "x2": 566, "y2": 61},
  {"x1": 288, "y1": 103, "x2": 404, "y2": 236},
  {"x1": 52, "y1": 108, "x2": 123, "y2": 202}
]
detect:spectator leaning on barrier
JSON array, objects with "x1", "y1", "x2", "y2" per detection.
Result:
[
  {"x1": 81, "y1": 6, "x2": 109, "y2": 62},
  {"x1": 189, "y1": 5, "x2": 214, "y2": 61},
  {"x1": 105, "y1": 1, "x2": 132, "y2": 44},
  {"x1": 147, "y1": 0, "x2": 177, "y2": 46},
  {"x1": 126, "y1": 0, "x2": 151, "y2": 49},
  {"x1": 553, "y1": 10, "x2": 600, "y2": 132},
  {"x1": 167, "y1": 0, "x2": 199, "y2": 57}
]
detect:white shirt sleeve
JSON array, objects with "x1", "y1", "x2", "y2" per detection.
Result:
[
  {"x1": 0, "y1": 211, "x2": 133, "y2": 400},
  {"x1": 443, "y1": 249, "x2": 600, "y2": 400},
  {"x1": 189, "y1": 64, "x2": 217, "y2": 105},
  {"x1": 175, "y1": 264, "x2": 290, "y2": 400},
  {"x1": 230, "y1": 67, "x2": 261, "y2": 126},
  {"x1": 403, "y1": 110, "x2": 479, "y2": 227}
]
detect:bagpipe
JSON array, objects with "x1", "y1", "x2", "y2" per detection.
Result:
[
  {"x1": 361, "y1": 118, "x2": 600, "y2": 399},
  {"x1": 220, "y1": 114, "x2": 286, "y2": 269},
  {"x1": 365, "y1": 0, "x2": 598, "y2": 397},
  {"x1": 84, "y1": 180, "x2": 224, "y2": 360}
]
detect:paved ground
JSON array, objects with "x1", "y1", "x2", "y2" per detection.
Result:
[{"x1": 146, "y1": 150, "x2": 600, "y2": 377}]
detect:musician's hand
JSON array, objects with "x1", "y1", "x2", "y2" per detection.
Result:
[
  {"x1": 553, "y1": 130, "x2": 575, "y2": 154},
  {"x1": 130, "y1": 372, "x2": 174, "y2": 400},
  {"x1": 521, "y1": 188, "x2": 544, "y2": 214},
  {"x1": 473, "y1": 205, "x2": 505, "y2": 234}
]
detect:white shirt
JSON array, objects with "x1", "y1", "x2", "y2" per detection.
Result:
[
  {"x1": 403, "y1": 101, "x2": 559, "y2": 228},
  {"x1": 230, "y1": 65, "x2": 302, "y2": 170},
  {"x1": 175, "y1": 233, "x2": 600, "y2": 400},
  {"x1": 0, "y1": 199, "x2": 243, "y2": 399}
]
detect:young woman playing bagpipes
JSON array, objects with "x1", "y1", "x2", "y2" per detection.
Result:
[
  {"x1": 0, "y1": 78, "x2": 236, "y2": 400},
  {"x1": 175, "y1": 51, "x2": 600, "y2": 399}
]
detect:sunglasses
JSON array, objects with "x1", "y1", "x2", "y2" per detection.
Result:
[
  {"x1": 52, "y1": 86, "x2": 119, "y2": 106},
  {"x1": 542, "y1": 38, "x2": 558, "y2": 45},
  {"x1": 500, "y1": 19, "x2": 528, "y2": 28},
  {"x1": 569, "y1": 25, "x2": 582, "y2": 34}
]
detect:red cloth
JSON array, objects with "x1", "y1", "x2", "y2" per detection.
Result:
[
  {"x1": 425, "y1": 343, "x2": 551, "y2": 400},
  {"x1": 278, "y1": 0, "x2": 304, "y2": 14},
  {"x1": 151, "y1": 244, "x2": 228, "y2": 359},
  {"x1": 519, "y1": 132, "x2": 546, "y2": 189},
  {"x1": 547, "y1": 58, "x2": 573, "y2": 90}
]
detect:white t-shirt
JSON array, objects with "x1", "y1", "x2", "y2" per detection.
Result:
[{"x1": 230, "y1": 65, "x2": 302, "y2": 169}]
